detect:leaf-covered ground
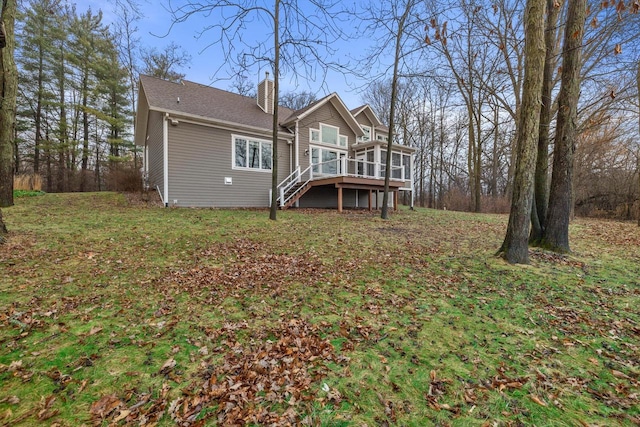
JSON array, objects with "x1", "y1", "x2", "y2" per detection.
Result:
[{"x1": 0, "y1": 192, "x2": 638, "y2": 426}]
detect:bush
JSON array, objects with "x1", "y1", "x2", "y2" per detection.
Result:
[
  {"x1": 106, "y1": 166, "x2": 142, "y2": 192},
  {"x1": 14, "y1": 190, "x2": 46, "y2": 198}
]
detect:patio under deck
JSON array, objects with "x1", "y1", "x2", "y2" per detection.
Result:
[{"x1": 305, "y1": 176, "x2": 406, "y2": 212}]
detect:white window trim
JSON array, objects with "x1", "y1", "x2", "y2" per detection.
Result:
[
  {"x1": 310, "y1": 123, "x2": 348, "y2": 148},
  {"x1": 310, "y1": 128, "x2": 320, "y2": 143},
  {"x1": 310, "y1": 144, "x2": 348, "y2": 175},
  {"x1": 232, "y1": 134, "x2": 273, "y2": 173},
  {"x1": 309, "y1": 144, "x2": 348, "y2": 156},
  {"x1": 359, "y1": 125, "x2": 371, "y2": 142}
]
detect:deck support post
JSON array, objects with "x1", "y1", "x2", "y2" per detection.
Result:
[
  {"x1": 338, "y1": 187, "x2": 343, "y2": 213},
  {"x1": 368, "y1": 190, "x2": 372, "y2": 211},
  {"x1": 394, "y1": 191, "x2": 398, "y2": 211}
]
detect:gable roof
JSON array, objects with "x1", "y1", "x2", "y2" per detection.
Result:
[
  {"x1": 350, "y1": 104, "x2": 384, "y2": 128},
  {"x1": 135, "y1": 75, "x2": 294, "y2": 145},
  {"x1": 282, "y1": 93, "x2": 364, "y2": 137}
]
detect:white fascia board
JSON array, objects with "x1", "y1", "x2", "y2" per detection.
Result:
[{"x1": 149, "y1": 107, "x2": 294, "y2": 140}]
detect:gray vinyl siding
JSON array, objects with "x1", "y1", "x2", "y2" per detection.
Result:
[
  {"x1": 298, "y1": 187, "x2": 358, "y2": 209},
  {"x1": 166, "y1": 121, "x2": 290, "y2": 208},
  {"x1": 146, "y1": 111, "x2": 165, "y2": 198},
  {"x1": 298, "y1": 102, "x2": 358, "y2": 171},
  {"x1": 353, "y1": 113, "x2": 374, "y2": 142}
]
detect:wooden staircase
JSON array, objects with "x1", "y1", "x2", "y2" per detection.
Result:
[{"x1": 280, "y1": 181, "x2": 312, "y2": 209}]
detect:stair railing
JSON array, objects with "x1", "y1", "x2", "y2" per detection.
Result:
[{"x1": 276, "y1": 165, "x2": 313, "y2": 207}]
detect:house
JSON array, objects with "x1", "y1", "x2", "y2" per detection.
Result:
[{"x1": 134, "y1": 74, "x2": 415, "y2": 211}]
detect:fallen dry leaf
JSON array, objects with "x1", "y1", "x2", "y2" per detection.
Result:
[
  {"x1": 88, "y1": 326, "x2": 103, "y2": 336},
  {"x1": 159, "y1": 358, "x2": 176, "y2": 375},
  {"x1": 530, "y1": 394, "x2": 548, "y2": 407},
  {"x1": 90, "y1": 394, "x2": 122, "y2": 419},
  {"x1": 611, "y1": 369, "x2": 630, "y2": 379}
]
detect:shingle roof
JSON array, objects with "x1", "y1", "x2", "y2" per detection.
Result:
[
  {"x1": 281, "y1": 93, "x2": 335, "y2": 124},
  {"x1": 139, "y1": 75, "x2": 294, "y2": 132}
]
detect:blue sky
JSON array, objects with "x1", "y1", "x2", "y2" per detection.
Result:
[{"x1": 81, "y1": 0, "x2": 380, "y2": 108}]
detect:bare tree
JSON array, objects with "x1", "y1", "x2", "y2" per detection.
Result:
[
  {"x1": 166, "y1": 0, "x2": 343, "y2": 221},
  {"x1": 229, "y1": 58, "x2": 256, "y2": 97},
  {"x1": 497, "y1": 0, "x2": 546, "y2": 264},
  {"x1": 113, "y1": 0, "x2": 142, "y2": 128},
  {"x1": 279, "y1": 90, "x2": 316, "y2": 110},
  {"x1": 637, "y1": 58, "x2": 640, "y2": 226},
  {"x1": 361, "y1": 80, "x2": 392, "y2": 127},
  {"x1": 379, "y1": 0, "x2": 415, "y2": 219},
  {"x1": 140, "y1": 42, "x2": 191, "y2": 82},
  {"x1": 355, "y1": 0, "x2": 423, "y2": 218},
  {"x1": 426, "y1": 1, "x2": 507, "y2": 213}
]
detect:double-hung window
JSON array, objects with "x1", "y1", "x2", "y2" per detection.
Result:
[{"x1": 233, "y1": 136, "x2": 272, "y2": 171}]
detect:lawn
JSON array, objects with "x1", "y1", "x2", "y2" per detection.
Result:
[{"x1": 1, "y1": 192, "x2": 638, "y2": 426}]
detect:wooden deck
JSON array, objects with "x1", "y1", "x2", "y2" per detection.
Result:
[{"x1": 307, "y1": 176, "x2": 406, "y2": 212}]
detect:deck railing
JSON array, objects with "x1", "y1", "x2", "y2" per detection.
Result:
[
  {"x1": 275, "y1": 158, "x2": 410, "y2": 207},
  {"x1": 310, "y1": 158, "x2": 407, "y2": 182}
]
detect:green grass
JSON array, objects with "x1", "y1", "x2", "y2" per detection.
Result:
[
  {"x1": 13, "y1": 190, "x2": 46, "y2": 198},
  {"x1": 1, "y1": 192, "x2": 638, "y2": 426}
]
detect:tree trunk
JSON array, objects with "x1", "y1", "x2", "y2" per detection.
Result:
[
  {"x1": 12, "y1": 124, "x2": 17, "y2": 173},
  {"x1": 269, "y1": 0, "x2": 280, "y2": 221},
  {"x1": 80, "y1": 74, "x2": 89, "y2": 191},
  {"x1": 474, "y1": 102, "x2": 482, "y2": 212},
  {"x1": 542, "y1": 0, "x2": 586, "y2": 253},
  {"x1": 497, "y1": 0, "x2": 546, "y2": 264},
  {"x1": 637, "y1": 59, "x2": 639, "y2": 226},
  {"x1": 33, "y1": 42, "x2": 45, "y2": 174},
  {"x1": 0, "y1": 207, "x2": 6, "y2": 244},
  {"x1": 530, "y1": 0, "x2": 562, "y2": 243},
  {"x1": 491, "y1": 105, "x2": 499, "y2": 197},
  {"x1": 0, "y1": 0, "x2": 18, "y2": 208},
  {"x1": 467, "y1": 101, "x2": 476, "y2": 211},
  {"x1": 56, "y1": 44, "x2": 67, "y2": 193}
]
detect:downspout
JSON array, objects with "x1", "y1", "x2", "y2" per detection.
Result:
[
  {"x1": 295, "y1": 121, "x2": 300, "y2": 172},
  {"x1": 163, "y1": 113, "x2": 169, "y2": 207},
  {"x1": 410, "y1": 152, "x2": 415, "y2": 210},
  {"x1": 143, "y1": 136, "x2": 149, "y2": 190},
  {"x1": 144, "y1": 139, "x2": 149, "y2": 178}
]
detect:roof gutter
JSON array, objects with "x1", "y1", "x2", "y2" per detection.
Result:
[
  {"x1": 295, "y1": 121, "x2": 300, "y2": 170},
  {"x1": 149, "y1": 107, "x2": 293, "y2": 139}
]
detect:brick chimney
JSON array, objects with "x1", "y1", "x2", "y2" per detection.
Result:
[{"x1": 257, "y1": 72, "x2": 274, "y2": 114}]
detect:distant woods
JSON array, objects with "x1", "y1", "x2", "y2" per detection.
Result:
[
  {"x1": 361, "y1": 0, "x2": 640, "y2": 222},
  {"x1": 13, "y1": 0, "x2": 191, "y2": 193}
]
